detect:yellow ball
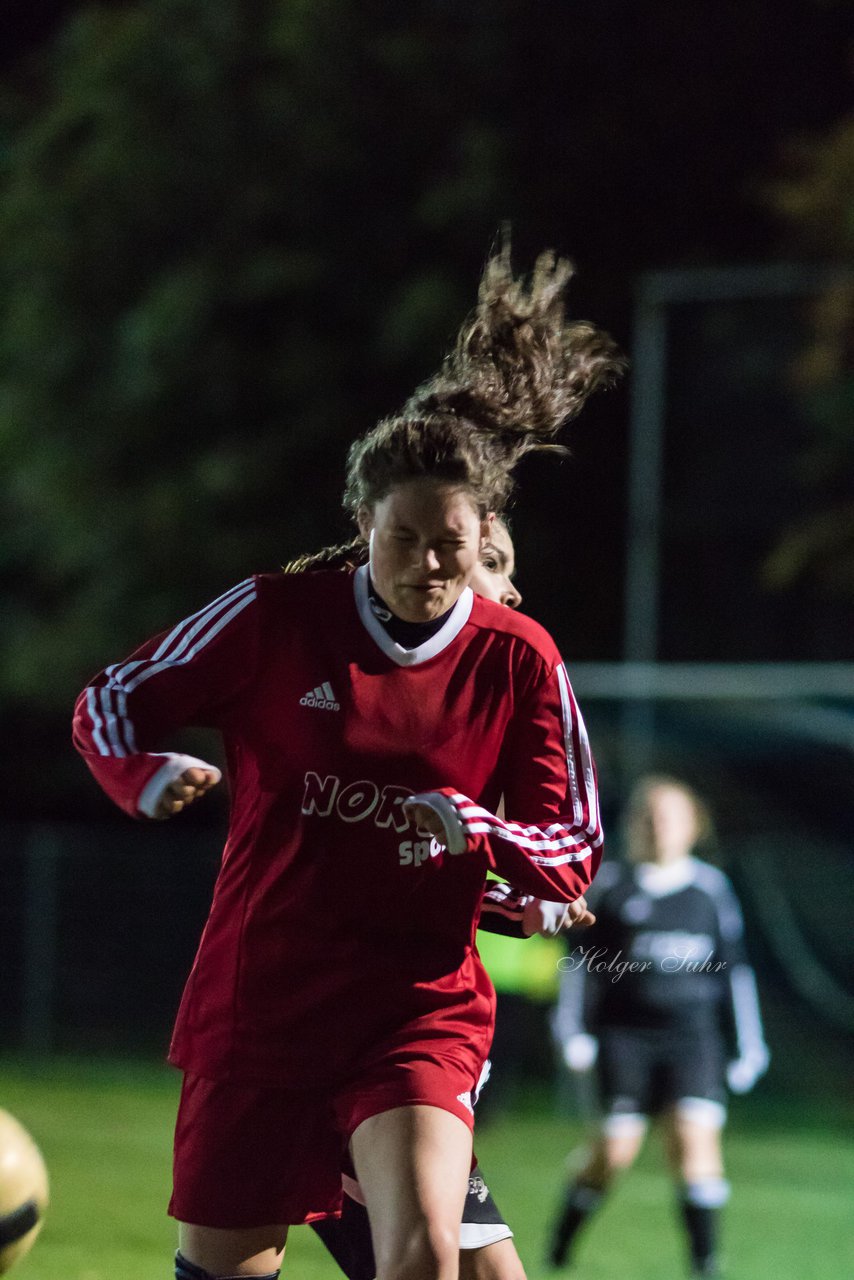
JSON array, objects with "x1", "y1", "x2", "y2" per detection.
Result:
[{"x1": 0, "y1": 1110, "x2": 49, "y2": 1275}]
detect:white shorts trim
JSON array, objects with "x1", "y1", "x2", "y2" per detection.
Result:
[
  {"x1": 460, "y1": 1223, "x2": 514, "y2": 1250},
  {"x1": 473, "y1": 1058, "x2": 492, "y2": 1103}
]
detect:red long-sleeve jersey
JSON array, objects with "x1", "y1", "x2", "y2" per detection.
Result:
[{"x1": 73, "y1": 566, "x2": 602, "y2": 1088}]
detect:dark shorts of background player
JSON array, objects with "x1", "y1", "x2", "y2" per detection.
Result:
[
  {"x1": 170, "y1": 1056, "x2": 480, "y2": 1229},
  {"x1": 596, "y1": 1023, "x2": 727, "y2": 1119}
]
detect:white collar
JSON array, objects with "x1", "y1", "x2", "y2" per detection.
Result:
[
  {"x1": 634, "y1": 856, "x2": 698, "y2": 897},
  {"x1": 353, "y1": 564, "x2": 473, "y2": 667}
]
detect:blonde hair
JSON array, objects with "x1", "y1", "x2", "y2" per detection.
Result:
[{"x1": 624, "y1": 774, "x2": 715, "y2": 861}]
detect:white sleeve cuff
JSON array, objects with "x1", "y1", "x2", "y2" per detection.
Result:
[
  {"x1": 405, "y1": 791, "x2": 468, "y2": 854},
  {"x1": 137, "y1": 753, "x2": 222, "y2": 819}
]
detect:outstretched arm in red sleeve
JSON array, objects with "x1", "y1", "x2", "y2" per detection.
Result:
[
  {"x1": 404, "y1": 660, "x2": 603, "y2": 902},
  {"x1": 72, "y1": 578, "x2": 260, "y2": 819}
]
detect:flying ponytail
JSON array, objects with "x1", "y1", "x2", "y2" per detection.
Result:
[{"x1": 344, "y1": 235, "x2": 626, "y2": 518}]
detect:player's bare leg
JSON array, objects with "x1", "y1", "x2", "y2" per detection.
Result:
[
  {"x1": 547, "y1": 1124, "x2": 647, "y2": 1267},
  {"x1": 176, "y1": 1222, "x2": 287, "y2": 1278},
  {"x1": 663, "y1": 1105, "x2": 728, "y2": 1279},
  {"x1": 350, "y1": 1104, "x2": 472, "y2": 1280},
  {"x1": 664, "y1": 1107, "x2": 725, "y2": 1182},
  {"x1": 459, "y1": 1237, "x2": 526, "y2": 1280},
  {"x1": 581, "y1": 1126, "x2": 647, "y2": 1184}
]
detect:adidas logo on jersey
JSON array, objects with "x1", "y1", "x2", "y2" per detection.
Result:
[{"x1": 300, "y1": 681, "x2": 340, "y2": 711}]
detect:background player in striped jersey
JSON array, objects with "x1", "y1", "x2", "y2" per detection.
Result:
[
  {"x1": 548, "y1": 776, "x2": 769, "y2": 1279},
  {"x1": 73, "y1": 240, "x2": 625, "y2": 1280}
]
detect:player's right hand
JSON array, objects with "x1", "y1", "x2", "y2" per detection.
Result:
[
  {"x1": 563, "y1": 1032, "x2": 599, "y2": 1072},
  {"x1": 564, "y1": 896, "x2": 596, "y2": 929},
  {"x1": 154, "y1": 767, "x2": 219, "y2": 819},
  {"x1": 522, "y1": 896, "x2": 596, "y2": 937}
]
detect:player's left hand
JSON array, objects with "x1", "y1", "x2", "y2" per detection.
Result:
[
  {"x1": 726, "y1": 1045, "x2": 770, "y2": 1093},
  {"x1": 403, "y1": 801, "x2": 447, "y2": 843},
  {"x1": 402, "y1": 793, "x2": 468, "y2": 854}
]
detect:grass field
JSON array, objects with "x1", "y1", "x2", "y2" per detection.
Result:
[{"x1": 1, "y1": 1055, "x2": 852, "y2": 1280}]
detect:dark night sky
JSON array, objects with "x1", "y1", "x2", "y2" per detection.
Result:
[
  {"x1": 1, "y1": 0, "x2": 74, "y2": 67},
  {"x1": 4, "y1": 1, "x2": 851, "y2": 311}
]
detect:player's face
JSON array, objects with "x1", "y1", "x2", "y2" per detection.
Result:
[
  {"x1": 359, "y1": 480, "x2": 490, "y2": 622},
  {"x1": 637, "y1": 784, "x2": 700, "y2": 864},
  {"x1": 470, "y1": 520, "x2": 522, "y2": 609}
]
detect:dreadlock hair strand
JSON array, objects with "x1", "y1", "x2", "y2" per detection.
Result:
[{"x1": 283, "y1": 536, "x2": 368, "y2": 574}]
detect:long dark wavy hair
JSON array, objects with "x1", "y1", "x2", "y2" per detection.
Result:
[{"x1": 285, "y1": 236, "x2": 626, "y2": 573}]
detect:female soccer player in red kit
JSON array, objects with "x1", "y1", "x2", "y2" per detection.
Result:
[
  {"x1": 72, "y1": 241, "x2": 625, "y2": 1280},
  {"x1": 308, "y1": 521, "x2": 591, "y2": 1280}
]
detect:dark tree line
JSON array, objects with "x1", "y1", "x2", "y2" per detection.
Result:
[{"x1": 0, "y1": 0, "x2": 851, "y2": 815}]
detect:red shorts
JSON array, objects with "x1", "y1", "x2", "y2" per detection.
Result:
[{"x1": 170, "y1": 1055, "x2": 480, "y2": 1228}]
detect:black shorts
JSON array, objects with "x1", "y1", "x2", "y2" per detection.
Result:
[
  {"x1": 460, "y1": 1165, "x2": 513, "y2": 1249},
  {"x1": 311, "y1": 1162, "x2": 512, "y2": 1279},
  {"x1": 596, "y1": 1024, "x2": 727, "y2": 1125}
]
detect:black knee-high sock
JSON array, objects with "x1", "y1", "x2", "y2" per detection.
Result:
[
  {"x1": 680, "y1": 1203, "x2": 719, "y2": 1275},
  {"x1": 678, "y1": 1178, "x2": 729, "y2": 1276},
  {"x1": 547, "y1": 1182, "x2": 605, "y2": 1267},
  {"x1": 175, "y1": 1249, "x2": 280, "y2": 1280}
]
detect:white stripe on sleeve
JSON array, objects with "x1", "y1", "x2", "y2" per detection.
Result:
[
  {"x1": 149, "y1": 579, "x2": 255, "y2": 666},
  {"x1": 86, "y1": 687, "x2": 110, "y2": 757},
  {"x1": 93, "y1": 580, "x2": 257, "y2": 758},
  {"x1": 99, "y1": 687, "x2": 131, "y2": 759},
  {"x1": 451, "y1": 796, "x2": 601, "y2": 864},
  {"x1": 122, "y1": 582, "x2": 256, "y2": 692},
  {"x1": 557, "y1": 664, "x2": 598, "y2": 837},
  {"x1": 108, "y1": 579, "x2": 255, "y2": 687}
]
